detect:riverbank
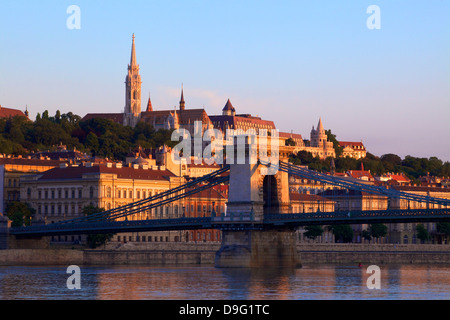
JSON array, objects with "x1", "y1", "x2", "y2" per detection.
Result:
[
  {"x1": 0, "y1": 243, "x2": 449, "y2": 266},
  {"x1": 297, "y1": 243, "x2": 450, "y2": 265}
]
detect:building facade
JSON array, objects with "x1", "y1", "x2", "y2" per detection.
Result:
[
  {"x1": 0, "y1": 155, "x2": 64, "y2": 214},
  {"x1": 20, "y1": 162, "x2": 187, "y2": 244}
]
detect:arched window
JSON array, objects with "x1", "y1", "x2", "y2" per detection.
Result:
[{"x1": 403, "y1": 235, "x2": 409, "y2": 244}]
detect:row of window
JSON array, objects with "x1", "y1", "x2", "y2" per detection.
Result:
[
  {"x1": 37, "y1": 203, "x2": 87, "y2": 216},
  {"x1": 115, "y1": 231, "x2": 222, "y2": 243},
  {"x1": 31, "y1": 187, "x2": 95, "y2": 200}
]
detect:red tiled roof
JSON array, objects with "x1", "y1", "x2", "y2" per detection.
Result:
[
  {"x1": 339, "y1": 141, "x2": 366, "y2": 149},
  {"x1": 38, "y1": 164, "x2": 175, "y2": 181},
  {"x1": 0, "y1": 157, "x2": 64, "y2": 167},
  {"x1": 387, "y1": 174, "x2": 410, "y2": 183},
  {"x1": 347, "y1": 170, "x2": 373, "y2": 180},
  {"x1": 279, "y1": 132, "x2": 303, "y2": 140},
  {"x1": 0, "y1": 105, "x2": 28, "y2": 119}
]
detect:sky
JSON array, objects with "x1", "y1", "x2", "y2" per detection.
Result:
[{"x1": 0, "y1": 1, "x2": 449, "y2": 161}]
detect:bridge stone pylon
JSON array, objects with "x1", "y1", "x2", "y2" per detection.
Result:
[{"x1": 214, "y1": 138, "x2": 301, "y2": 268}]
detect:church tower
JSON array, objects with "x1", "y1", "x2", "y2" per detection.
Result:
[{"x1": 124, "y1": 34, "x2": 142, "y2": 127}]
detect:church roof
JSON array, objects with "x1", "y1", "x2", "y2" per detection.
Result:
[
  {"x1": 0, "y1": 105, "x2": 28, "y2": 119},
  {"x1": 81, "y1": 113, "x2": 124, "y2": 123},
  {"x1": 141, "y1": 108, "x2": 211, "y2": 125}
]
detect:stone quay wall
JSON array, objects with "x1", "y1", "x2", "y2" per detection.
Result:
[{"x1": 0, "y1": 243, "x2": 449, "y2": 266}]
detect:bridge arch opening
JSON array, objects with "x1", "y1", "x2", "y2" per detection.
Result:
[{"x1": 263, "y1": 175, "x2": 280, "y2": 214}]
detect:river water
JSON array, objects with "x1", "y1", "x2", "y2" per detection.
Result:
[{"x1": 0, "y1": 264, "x2": 449, "y2": 300}]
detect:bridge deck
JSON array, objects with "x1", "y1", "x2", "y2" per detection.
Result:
[{"x1": 10, "y1": 209, "x2": 450, "y2": 237}]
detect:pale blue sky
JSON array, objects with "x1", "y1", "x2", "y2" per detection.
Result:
[{"x1": 0, "y1": 1, "x2": 449, "y2": 160}]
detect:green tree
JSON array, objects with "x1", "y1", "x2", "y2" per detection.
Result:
[
  {"x1": 436, "y1": 222, "x2": 450, "y2": 244},
  {"x1": 416, "y1": 224, "x2": 430, "y2": 243},
  {"x1": 361, "y1": 229, "x2": 372, "y2": 242},
  {"x1": 328, "y1": 225, "x2": 354, "y2": 243},
  {"x1": 85, "y1": 132, "x2": 100, "y2": 156},
  {"x1": 368, "y1": 224, "x2": 387, "y2": 240},
  {"x1": 285, "y1": 137, "x2": 296, "y2": 146},
  {"x1": 325, "y1": 129, "x2": 343, "y2": 157},
  {"x1": 82, "y1": 205, "x2": 115, "y2": 249},
  {"x1": 304, "y1": 225, "x2": 324, "y2": 240},
  {"x1": 6, "y1": 202, "x2": 35, "y2": 228}
]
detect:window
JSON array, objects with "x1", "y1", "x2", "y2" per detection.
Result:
[
  {"x1": 58, "y1": 190, "x2": 62, "y2": 199},
  {"x1": 129, "y1": 191, "x2": 133, "y2": 199},
  {"x1": 90, "y1": 187, "x2": 94, "y2": 199},
  {"x1": 78, "y1": 189, "x2": 82, "y2": 199},
  {"x1": 27, "y1": 188, "x2": 31, "y2": 199},
  {"x1": 65, "y1": 190, "x2": 68, "y2": 199},
  {"x1": 117, "y1": 190, "x2": 121, "y2": 198},
  {"x1": 137, "y1": 191, "x2": 140, "y2": 199},
  {"x1": 106, "y1": 187, "x2": 111, "y2": 198},
  {"x1": 71, "y1": 190, "x2": 75, "y2": 199}
]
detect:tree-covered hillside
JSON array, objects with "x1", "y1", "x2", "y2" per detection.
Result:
[{"x1": 0, "y1": 110, "x2": 176, "y2": 161}]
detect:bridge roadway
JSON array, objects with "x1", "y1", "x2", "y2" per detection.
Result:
[{"x1": 10, "y1": 208, "x2": 450, "y2": 237}]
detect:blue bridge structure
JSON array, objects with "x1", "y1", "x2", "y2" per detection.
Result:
[{"x1": 10, "y1": 161, "x2": 450, "y2": 237}]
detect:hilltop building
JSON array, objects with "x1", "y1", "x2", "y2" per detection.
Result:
[{"x1": 0, "y1": 105, "x2": 29, "y2": 120}]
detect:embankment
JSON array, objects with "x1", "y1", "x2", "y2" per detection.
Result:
[{"x1": 0, "y1": 243, "x2": 449, "y2": 266}]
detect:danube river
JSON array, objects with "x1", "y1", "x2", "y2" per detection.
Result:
[{"x1": 0, "y1": 264, "x2": 449, "y2": 300}]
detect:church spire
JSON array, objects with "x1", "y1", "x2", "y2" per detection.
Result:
[
  {"x1": 146, "y1": 92, "x2": 153, "y2": 112},
  {"x1": 124, "y1": 34, "x2": 142, "y2": 127},
  {"x1": 179, "y1": 84, "x2": 185, "y2": 111},
  {"x1": 130, "y1": 33, "x2": 137, "y2": 67}
]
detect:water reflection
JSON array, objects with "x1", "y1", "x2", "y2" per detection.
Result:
[{"x1": 0, "y1": 265, "x2": 449, "y2": 300}]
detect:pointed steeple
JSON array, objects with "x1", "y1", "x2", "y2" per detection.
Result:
[
  {"x1": 179, "y1": 84, "x2": 185, "y2": 111},
  {"x1": 317, "y1": 117, "x2": 324, "y2": 132},
  {"x1": 130, "y1": 33, "x2": 137, "y2": 67},
  {"x1": 146, "y1": 92, "x2": 153, "y2": 112},
  {"x1": 222, "y1": 99, "x2": 236, "y2": 116}
]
